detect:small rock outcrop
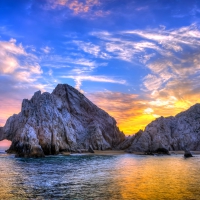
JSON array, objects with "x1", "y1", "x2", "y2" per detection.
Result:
[
  {"x1": 124, "y1": 104, "x2": 200, "y2": 153},
  {"x1": 184, "y1": 150, "x2": 193, "y2": 158},
  {"x1": 0, "y1": 84, "x2": 125, "y2": 157},
  {"x1": 153, "y1": 148, "x2": 170, "y2": 155}
]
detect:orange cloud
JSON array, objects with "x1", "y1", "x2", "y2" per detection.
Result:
[
  {"x1": 87, "y1": 91, "x2": 152, "y2": 134},
  {"x1": 46, "y1": 0, "x2": 110, "y2": 18},
  {"x1": 48, "y1": 0, "x2": 100, "y2": 14},
  {"x1": 87, "y1": 90, "x2": 199, "y2": 135}
]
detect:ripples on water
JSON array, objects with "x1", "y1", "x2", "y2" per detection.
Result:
[{"x1": 0, "y1": 149, "x2": 200, "y2": 200}]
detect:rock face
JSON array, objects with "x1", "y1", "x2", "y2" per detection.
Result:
[
  {"x1": 121, "y1": 104, "x2": 200, "y2": 152},
  {"x1": 0, "y1": 127, "x2": 3, "y2": 141},
  {"x1": 0, "y1": 84, "x2": 125, "y2": 157},
  {"x1": 88, "y1": 145, "x2": 95, "y2": 153}
]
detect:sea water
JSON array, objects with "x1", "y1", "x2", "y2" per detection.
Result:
[{"x1": 0, "y1": 149, "x2": 200, "y2": 200}]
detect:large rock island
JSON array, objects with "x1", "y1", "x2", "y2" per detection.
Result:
[
  {"x1": 118, "y1": 103, "x2": 200, "y2": 153},
  {"x1": 0, "y1": 84, "x2": 125, "y2": 157}
]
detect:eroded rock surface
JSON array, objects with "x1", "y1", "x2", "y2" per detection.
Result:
[
  {"x1": 123, "y1": 104, "x2": 200, "y2": 152},
  {"x1": 0, "y1": 84, "x2": 125, "y2": 157}
]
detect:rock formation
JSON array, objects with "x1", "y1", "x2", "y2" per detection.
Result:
[
  {"x1": 0, "y1": 84, "x2": 125, "y2": 157},
  {"x1": 184, "y1": 150, "x2": 193, "y2": 158},
  {"x1": 118, "y1": 104, "x2": 200, "y2": 152}
]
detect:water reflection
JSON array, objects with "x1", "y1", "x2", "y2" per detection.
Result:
[{"x1": 0, "y1": 154, "x2": 200, "y2": 199}]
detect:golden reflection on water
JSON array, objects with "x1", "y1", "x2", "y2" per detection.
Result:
[
  {"x1": 0, "y1": 154, "x2": 200, "y2": 199},
  {"x1": 113, "y1": 156, "x2": 200, "y2": 199}
]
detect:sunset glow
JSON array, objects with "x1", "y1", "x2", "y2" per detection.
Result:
[{"x1": 1, "y1": 0, "x2": 200, "y2": 136}]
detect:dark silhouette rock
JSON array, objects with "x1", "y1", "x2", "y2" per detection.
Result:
[
  {"x1": 154, "y1": 148, "x2": 170, "y2": 155},
  {"x1": 184, "y1": 150, "x2": 193, "y2": 158},
  {"x1": 117, "y1": 130, "x2": 143, "y2": 150}
]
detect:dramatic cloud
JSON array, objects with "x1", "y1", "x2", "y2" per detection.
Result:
[
  {"x1": 70, "y1": 24, "x2": 200, "y2": 114},
  {"x1": 0, "y1": 38, "x2": 44, "y2": 126},
  {"x1": 87, "y1": 91, "x2": 149, "y2": 134}
]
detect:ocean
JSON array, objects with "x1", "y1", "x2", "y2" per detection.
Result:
[{"x1": 0, "y1": 149, "x2": 200, "y2": 199}]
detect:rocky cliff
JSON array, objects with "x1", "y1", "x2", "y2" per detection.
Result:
[
  {"x1": 118, "y1": 104, "x2": 200, "y2": 152},
  {"x1": 0, "y1": 84, "x2": 125, "y2": 157}
]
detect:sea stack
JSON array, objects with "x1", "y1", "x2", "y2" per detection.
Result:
[{"x1": 0, "y1": 84, "x2": 125, "y2": 157}]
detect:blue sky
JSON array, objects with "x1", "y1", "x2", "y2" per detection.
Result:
[{"x1": 1, "y1": 0, "x2": 200, "y2": 134}]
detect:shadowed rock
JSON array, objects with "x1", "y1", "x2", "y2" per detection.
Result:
[
  {"x1": 184, "y1": 150, "x2": 193, "y2": 158},
  {"x1": 88, "y1": 145, "x2": 95, "y2": 153},
  {"x1": 154, "y1": 148, "x2": 170, "y2": 155},
  {"x1": 0, "y1": 84, "x2": 125, "y2": 157},
  {"x1": 0, "y1": 127, "x2": 3, "y2": 141},
  {"x1": 117, "y1": 130, "x2": 143, "y2": 150}
]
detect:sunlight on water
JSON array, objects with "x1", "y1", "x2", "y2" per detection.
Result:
[{"x1": 0, "y1": 151, "x2": 200, "y2": 199}]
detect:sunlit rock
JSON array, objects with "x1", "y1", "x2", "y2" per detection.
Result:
[{"x1": 0, "y1": 84, "x2": 125, "y2": 157}]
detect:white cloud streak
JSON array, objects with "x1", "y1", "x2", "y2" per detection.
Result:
[{"x1": 61, "y1": 75, "x2": 126, "y2": 90}]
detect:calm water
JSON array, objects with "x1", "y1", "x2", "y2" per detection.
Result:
[{"x1": 0, "y1": 149, "x2": 200, "y2": 200}]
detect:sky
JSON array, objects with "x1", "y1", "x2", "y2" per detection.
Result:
[{"x1": 0, "y1": 0, "x2": 200, "y2": 143}]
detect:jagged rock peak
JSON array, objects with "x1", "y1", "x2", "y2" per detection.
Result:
[{"x1": 0, "y1": 84, "x2": 125, "y2": 157}]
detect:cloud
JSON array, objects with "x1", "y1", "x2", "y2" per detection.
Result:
[
  {"x1": 136, "y1": 6, "x2": 148, "y2": 11},
  {"x1": 61, "y1": 75, "x2": 126, "y2": 90},
  {"x1": 0, "y1": 38, "x2": 45, "y2": 126},
  {"x1": 41, "y1": 55, "x2": 99, "y2": 69},
  {"x1": 87, "y1": 91, "x2": 160, "y2": 134},
  {"x1": 68, "y1": 24, "x2": 200, "y2": 134},
  {"x1": 48, "y1": 0, "x2": 99, "y2": 13},
  {"x1": 144, "y1": 108, "x2": 154, "y2": 114},
  {"x1": 41, "y1": 46, "x2": 51, "y2": 54},
  {"x1": 72, "y1": 32, "x2": 159, "y2": 62},
  {"x1": 0, "y1": 38, "x2": 42, "y2": 81},
  {"x1": 89, "y1": 25, "x2": 200, "y2": 106},
  {"x1": 41, "y1": 54, "x2": 113, "y2": 91},
  {"x1": 44, "y1": 0, "x2": 109, "y2": 18},
  {"x1": 72, "y1": 40, "x2": 111, "y2": 59},
  {"x1": 76, "y1": 24, "x2": 200, "y2": 66},
  {"x1": 87, "y1": 88, "x2": 200, "y2": 135}
]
